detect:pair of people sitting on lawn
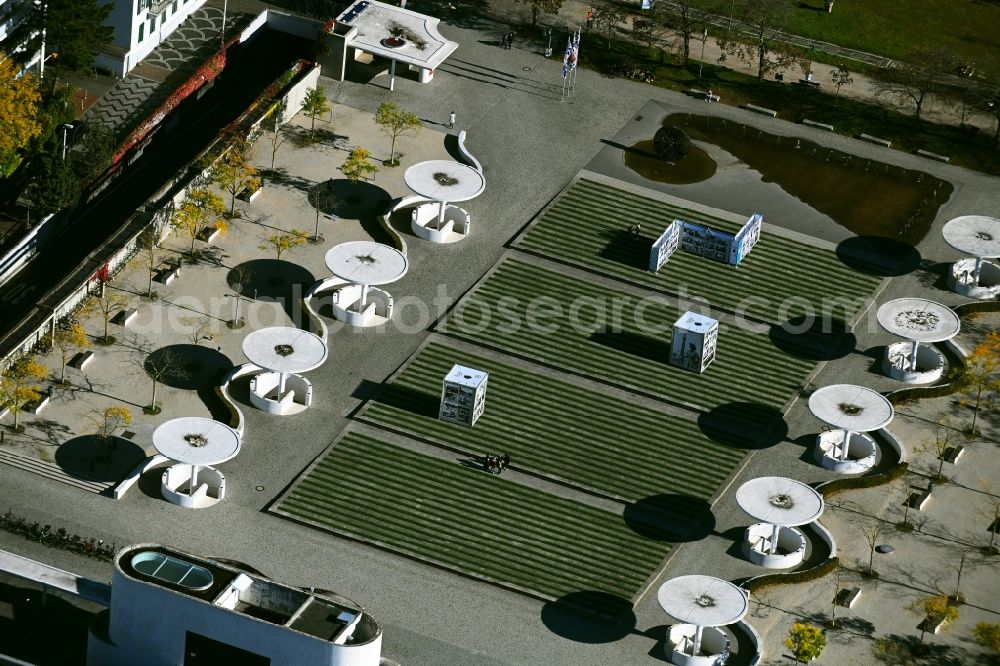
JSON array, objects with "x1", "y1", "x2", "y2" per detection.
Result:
[{"x1": 484, "y1": 453, "x2": 510, "y2": 475}]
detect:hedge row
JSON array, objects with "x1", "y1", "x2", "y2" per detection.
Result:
[
  {"x1": 818, "y1": 463, "x2": 909, "y2": 498},
  {"x1": 744, "y1": 556, "x2": 841, "y2": 594}
]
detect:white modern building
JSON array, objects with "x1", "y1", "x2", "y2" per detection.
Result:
[
  {"x1": 88, "y1": 543, "x2": 384, "y2": 665},
  {"x1": 98, "y1": 0, "x2": 209, "y2": 76},
  {"x1": 0, "y1": 0, "x2": 44, "y2": 73}
]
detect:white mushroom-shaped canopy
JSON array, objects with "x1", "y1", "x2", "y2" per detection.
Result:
[
  {"x1": 736, "y1": 476, "x2": 824, "y2": 527},
  {"x1": 404, "y1": 160, "x2": 485, "y2": 202},
  {"x1": 876, "y1": 298, "x2": 960, "y2": 343},
  {"x1": 942, "y1": 215, "x2": 1000, "y2": 259},
  {"x1": 324, "y1": 241, "x2": 408, "y2": 287},
  {"x1": 242, "y1": 326, "x2": 328, "y2": 374},
  {"x1": 808, "y1": 384, "x2": 894, "y2": 432},
  {"x1": 153, "y1": 417, "x2": 241, "y2": 466},
  {"x1": 657, "y1": 575, "x2": 749, "y2": 627}
]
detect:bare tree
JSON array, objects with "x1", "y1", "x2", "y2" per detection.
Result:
[
  {"x1": 916, "y1": 419, "x2": 958, "y2": 481},
  {"x1": 593, "y1": 7, "x2": 627, "y2": 52},
  {"x1": 871, "y1": 47, "x2": 961, "y2": 121},
  {"x1": 266, "y1": 100, "x2": 288, "y2": 170},
  {"x1": 861, "y1": 519, "x2": 882, "y2": 576},
  {"x1": 227, "y1": 263, "x2": 253, "y2": 329},
  {"x1": 182, "y1": 317, "x2": 213, "y2": 346},
  {"x1": 831, "y1": 64, "x2": 854, "y2": 107},
  {"x1": 90, "y1": 291, "x2": 128, "y2": 344},
  {"x1": 659, "y1": 0, "x2": 708, "y2": 65},
  {"x1": 136, "y1": 229, "x2": 161, "y2": 299},
  {"x1": 139, "y1": 348, "x2": 186, "y2": 414},
  {"x1": 717, "y1": 0, "x2": 801, "y2": 81}
]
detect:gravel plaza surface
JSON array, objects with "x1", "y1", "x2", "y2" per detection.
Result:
[{"x1": 1, "y1": 7, "x2": 1000, "y2": 666}]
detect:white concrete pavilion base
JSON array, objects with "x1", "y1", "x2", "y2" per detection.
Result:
[
  {"x1": 883, "y1": 342, "x2": 945, "y2": 384},
  {"x1": 948, "y1": 259, "x2": 1000, "y2": 299},
  {"x1": 331, "y1": 284, "x2": 394, "y2": 327},
  {"x1": 161, "y1": 464, "x2": 225, "y2": 509},
  {"x1": 814, "y1": 431, "x2": 877, "y2": 474},
  {"x1": 411, "y1": 203, "x2": 470, "y2": 243},
  {"x1": 742, "y1": 524, "x2": 806, "y2": 569},
  {"x1": 249, "y1": 371, "x2": 312, "y2": 415},
  {"x1": 666, "y1": 625, "x2": 730, "y2": 666}
]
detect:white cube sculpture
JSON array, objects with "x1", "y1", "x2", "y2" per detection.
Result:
[
  {"x1": 439, "y1": 364, "x2": 488, "y2": 427},
  {"x1": 671, "y1": 312, "x2": 719, "y2": 374}
]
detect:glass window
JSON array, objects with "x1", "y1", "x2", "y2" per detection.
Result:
[
  {"x1": 136, "y1": 0, "x2": 142, "y2": 15},
  {"x1": 138, "y1": 23, "x2": 144, "y2": 42},
  {"x1": 131, "y1": 551, "x2": 214, "y2": 590}
]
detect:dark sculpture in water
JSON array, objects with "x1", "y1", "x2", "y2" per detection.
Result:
[{"x1": 653, "y1": 126, "x2": 691, "y2": 162}]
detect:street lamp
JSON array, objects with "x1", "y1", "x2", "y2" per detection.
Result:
[{"x1": 698, "y1": 28, "x2": 708, "y2": 81}]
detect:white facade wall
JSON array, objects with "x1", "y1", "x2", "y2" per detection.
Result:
[
  {"x1": 98, "y1": 0, "x2": 208, "y2": 76},
  {"x1": 98, "y1": 565, "x2": 382, "y2": 666}
]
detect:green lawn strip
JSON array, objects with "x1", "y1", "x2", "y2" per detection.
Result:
[
  {"x1": 517, "y1": 180, "x2": 880, "y2": 324},
  {"x1": 450, "y1": 259, "x2": 813, "y2": 411},
  {"x1": 361, "y1": 342, "x2": 744, "y2": 502},
  {"x1": 277, "y1": 433, "x2": 669, "y2": 601}
]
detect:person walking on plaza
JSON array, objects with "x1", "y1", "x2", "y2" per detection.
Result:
[{"x1": 448, "y1": 111, "x2": 456, "y2": 129}]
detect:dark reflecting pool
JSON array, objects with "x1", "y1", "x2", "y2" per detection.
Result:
[
  {"x1": 623, "y1": 114, "x2": 952, "y2": 243},
  {"x1": 623, "y1": 139, "x2": 717, "y2": 184}
]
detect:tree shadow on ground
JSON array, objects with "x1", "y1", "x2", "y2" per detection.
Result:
[
  {"x1": 227, "y1": 260, "x2": 315, "y2": 327},
  {"x1": 23, "y1": 419, "x2": 72, "y2": 446},
  {"x1": 623, "y1": 494, "x2": 715, "y2": 543},
  {"x1": 769, "y1": 316, "x2": 857, "y2": 361},
  {"x1": 540, "y1": 591, "x2": 637, "y2": 642},
  {"x1": 55, "y1": 435, "x2": 146, "y2": 483},
  {"x1": 285, "y1": 126, "x2": 349, "y2": 150},
  {"x1": 590, "y1": 329, "x2": 671, "y2": 364},
  {"x1": 311, "y1": 178, "x2": 391, "y2": 219},
  {"x1": 261, "y1": 167, "x2": 315, "y2": 194},
  {"x1": 836, "y1": 236, "x2": 922, "y2": 277},
  {"x1": 598, "y1": 228, "x2": 650, "y2": 271},
  {"x1": 698, "y1": 402, "x2": 789, "y2": 449},
  {"x1": 145, "y1": 344, "x2": 231, "y2": 390}
]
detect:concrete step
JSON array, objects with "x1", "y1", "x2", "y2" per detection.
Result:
[{"x1": 0, "y1": 449, "x2": 111, "y2": 494}]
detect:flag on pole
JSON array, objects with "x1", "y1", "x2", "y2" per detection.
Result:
[
  {"x1": 570, "y1": 29, "x2": 580, "y2": 72},
  {"x1": 562, "y1": 37, "x2": 573, "y2": 79}
]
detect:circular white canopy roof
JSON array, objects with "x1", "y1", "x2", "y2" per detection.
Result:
[
  {"x1": 808, "y1": 384, "x2": 894, "y2": 432},
  {"x1": 736, "y1": 477, "x2": 824, "y2": 527},
  {"x1": 242, "y1": 326, "x2": 328, "y2": 374},
  {"x1": 657, "y1": 575, "x2": 749, "y2": 627},
  {"x1": 942, "y1": 215, "x2": 1000, "y2": 259},
  {"x1": 325, "y1": 241, "x2": 408, "y2": 286},
  {"x1": 153, "y1": 417, "x2": 241, "y2": 465},
  {"x1": 877, "y1": 298, "x2": 960, "y2": 343},
  {"x1": 404, "y1": 160, "x2": 485, "y2": 202}
]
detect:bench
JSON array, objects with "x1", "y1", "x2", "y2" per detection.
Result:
[
  {"x1": 919, "y1": 615, "x2": 950, "y2": 635},
  {"x1": 916, "y1": 149, "x2": 950, "y2": 163},
  {"x1": 859, "y1": 133, "x2": 892, "y2": 148},
  {"x1": 111, "y1": 308, "x2": 138, "y2": 327},
  {"x1": 686, "y1": 89, "x2": 719, "y2": 102},
  {"x1": 155, "y1": 266, "x2": 181, "y2": 285},
  {"x1": 237, "y1": 183, "x2": 262, "y2": 203},
  {"x1": 25, "y1": 394, "x2": 49, "y2": 415},
  {"x1": 906, "y1": 487, "x2": 932, "y2": 510},
  {"x1": 942, "y1": 446, "x2": 964, "y2": 464},
  {"x1": 798, "y1": 78, "x2": 821, "y2": 88},
  {"x1": 802, "y1": 119, "x2": 834, "y2": 132},
  {"x1": 742, "y1": 104, "x2": 777, "y2": 118},
  {"x1": 197, "y1": 226, "x2": 221, "y2": 243},
  {"x1": 68, "y1": 350, "x2": 95, "y2": 370},
  {"x1": 835, "y1": 587, "x2": 862, "y2": 608}
]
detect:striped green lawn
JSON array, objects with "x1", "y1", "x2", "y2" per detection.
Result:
[
  {"x1": 516, "y1": 179, "x2": 881, "y2": 324},
  {"x1": 277, "y1": 432, "x2": 670, "y2": 604},
  {"x1": 361, "y1": 342, "x2": 747, "y2": 503},
  {"x1": 444, "y1": 258, "x2": 816, "y2": 423}
]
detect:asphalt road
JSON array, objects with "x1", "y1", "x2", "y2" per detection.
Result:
[{"x1": 0, "y1": 28, "x2": 313, "y2": 354}]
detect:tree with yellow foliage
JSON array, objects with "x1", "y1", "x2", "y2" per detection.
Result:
[
  {"x1": 88, "y1": 405, "x2": 132, "y2": 462},
  {"x1": 958, "y1": 331, "x2": 1000, "y2": 435},
  {"x1": 171, "y1": 189, "x2": 226, "y2": 254},
  {"x1": 212, "y1": 136, "x2": 260, "y2": 216},
  {"x1": 53, "y1": 322, "x2": 89, "y2": 383},
  {"x1": 0, "y1": 53, "x2": 42, "y2": 176},
  {"x1": 0, "y1": 356, "x2": 47, "y2": 430}
]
